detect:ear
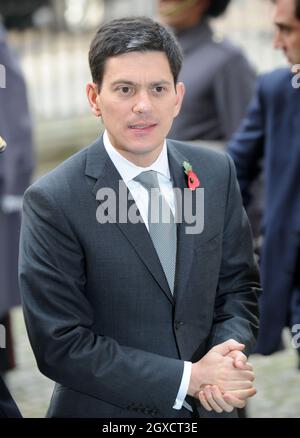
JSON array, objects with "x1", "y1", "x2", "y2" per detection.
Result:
[
  {"x1": 173, "y1": 81, "x2": 185, "y2": 118},
  {"x1": 86, "y1": 82, "x2": 102, "y2": 117}
]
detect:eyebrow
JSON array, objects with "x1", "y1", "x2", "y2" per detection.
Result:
[
  {"x1": 110, "y1": 80, "x2": 172, "y2": 87},
  {"x1": 275, "y1": 22, "x2": 293, "y2": 31}
]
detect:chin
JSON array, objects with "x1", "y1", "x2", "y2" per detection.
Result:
[
  {"x1": 129, "y1": 136, "x2": 163, "y2": 150},
  {"x1": 133, "y1": 145, "x2": 160, "y2": 155}
]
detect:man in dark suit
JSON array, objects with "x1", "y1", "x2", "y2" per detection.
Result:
[
  {"x1": 228, "y1": 0, "x2": 300, "y2": 364},
  {"x1": 19, "y1": 17, "x2": 260, "y2": 418},
  {"x1": 0, "y1": 140, "x2": 22, "y2": 418}
]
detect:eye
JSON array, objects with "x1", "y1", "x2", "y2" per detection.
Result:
[
  {"x1": 280, "y1": 28, "x2": 290, "y2": 36},
  {"x1": 277, "y1": 25, "x2": 292, "y2": 36},
  {"x1": 152, "y1": 86, "x2": 166, "y2": 94},
  {"x1": 117, "y1": 86, "x2": 134, "y2": 96}
]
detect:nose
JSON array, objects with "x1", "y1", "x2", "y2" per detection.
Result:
[{"x1": 132, "y1": 91, "x2": 152, "y2": 114}]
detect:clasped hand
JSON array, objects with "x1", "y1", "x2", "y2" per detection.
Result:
[{"x1": 188, "y1": 339, "x2": 256, "y2": 413}]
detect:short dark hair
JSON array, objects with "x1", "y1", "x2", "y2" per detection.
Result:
[
  {"x1": 296, "y1": 0, "x2": 300, "y2": 19},
  {"x1": 206, "y1": 0, "x2": 231, "y2": 18},
  {"x1": 89, "y1": 16, "x2": 183, "y2": 89}
]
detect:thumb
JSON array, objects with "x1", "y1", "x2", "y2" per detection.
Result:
[{"x1": 211, "y1": 339, "x2": 245, "y2": 356}]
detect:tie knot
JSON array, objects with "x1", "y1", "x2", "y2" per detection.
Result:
[{"x1": 134, "y1": 170, "x2": 160, "y2": 192}]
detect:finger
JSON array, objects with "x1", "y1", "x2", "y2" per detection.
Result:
[
  {"x1": 237, "y1": 362, "x2": 254, "y2": 371},
  {"x1": 231, "y1": 352, "x2": 249, "y2": 369},
  {"x1": 228, "y1": 350, "x2": 247, "y2": 367},
  {"x1": 230, "y1": 354, "x2": 254, "y2": 371},
  {"x1": 222, "y1": 380, "x2": 254, "y2": 391},
  {"x1": 226, "y1": 352, "x2": 254, "y2": 371},
  {"x1": 223, "y1": 393, "x2": 246, "y2": 409},
  {"x1": 244, "y1": 362, "x2": 254, "y2": 370},
  {"x1": 227, "y1": 370, "x2": 255, "y2": 381},
  {"x1": 225, "y1": 387, "x2": 257, "y2": 400},
  {"x1": 199, "y1": 390, "x2": 212, "y2": 411},
  {"x1": 203, "y1": 386, "x2": 223, "y2": 413},
  {"x1": 210, "y1": 385, "x2": 234, "y2": 413},
  {"x1": 212, "y1": 339, "x2": 245, "y2": 356}
]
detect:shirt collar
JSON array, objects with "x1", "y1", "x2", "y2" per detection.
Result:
[{"x1": 103, "y1": 130, "x2": 171, "y2": 184}]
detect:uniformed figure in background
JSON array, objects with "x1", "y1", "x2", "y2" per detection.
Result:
[
  {"x1": 0, "y1": 142, "x2": 22, "y2": 418},
  {"x1": 158, "y1": 0, "x2": 256, "y2": 142},
  {"x1": 0, "y1": 22, "x2": 34, "y2": 376}
]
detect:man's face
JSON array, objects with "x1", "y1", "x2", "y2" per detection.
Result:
[
  {"x1": 273, "y1": 0, "x2": 300, "y2": 64},
  {"x1": 87, "y1": 51, "x2": 184, "y2": 166},
  {"x1": 158, "y1": 0, "x2": 210, "y2": 32}
]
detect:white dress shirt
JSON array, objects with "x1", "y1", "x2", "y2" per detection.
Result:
[{"x1": 103, "y1": 130, "x2": 192, "y2": 412}]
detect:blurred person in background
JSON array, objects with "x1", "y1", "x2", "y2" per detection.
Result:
[
  {"x1": 0, "y1": 140, "x2": 22, "y2": 418},
  {"x1": 158, "y1": 0, "x2": 256, "y2": 142},
  {"x1": 0, "y1": 0, "x2": 49, "y2": 29},
  {"x1": 0, "y1": 22, "x2": 34, "y2": 379},
  {"x1": 228, "y1": 0, "x2": 300, "y2": 368}
]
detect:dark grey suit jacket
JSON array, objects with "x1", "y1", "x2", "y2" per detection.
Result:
[{"x1": 19, "y1": 137, "x2": 260, "y2": 418}]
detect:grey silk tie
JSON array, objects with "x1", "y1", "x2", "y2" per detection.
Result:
[{"x1": 134, "y1": 170, "x2": 177, "y2": 293}]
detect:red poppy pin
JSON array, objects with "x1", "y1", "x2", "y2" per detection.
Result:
[{"x1": 183, "y1": 161, "x2": 200, "y2": 190}]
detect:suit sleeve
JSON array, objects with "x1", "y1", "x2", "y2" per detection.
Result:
[
  {"x1": 19, "y1": 184, "x2": 184, "y2": 416},
  {"x1": 226, "y1": 77, "x2": 265, "y2": 206},
  {"x1": 207, "y1": 155, "x2": 261, "y2": 356}
]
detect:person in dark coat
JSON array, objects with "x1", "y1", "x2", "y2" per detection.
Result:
[
  {"x1": 0, "y1": 142, "x2": 22, "y2": 418},
  {"x1": 158, "y1": 0, "x2": 256, "y2": 142},
  {"x1": 228, "y1": 0, "x2": 300, "y2": 367},
  {"x1": 0, "y1": 23, "x2": 34, "y2": 375}
]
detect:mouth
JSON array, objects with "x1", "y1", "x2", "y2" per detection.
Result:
[
  {"x1": 128, "y1": 123, "x2": 158, "y2": 130},
  {"x1": 128, "y1": 122, "x2": 158, "y2": 137}
]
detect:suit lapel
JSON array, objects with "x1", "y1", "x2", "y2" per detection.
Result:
[
  {"x1": 167, "y1": 141, "x2": 197, "y2": 302},
  {"x1": 85, "y1": 136, "x2": 174, "y2": 305}
]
